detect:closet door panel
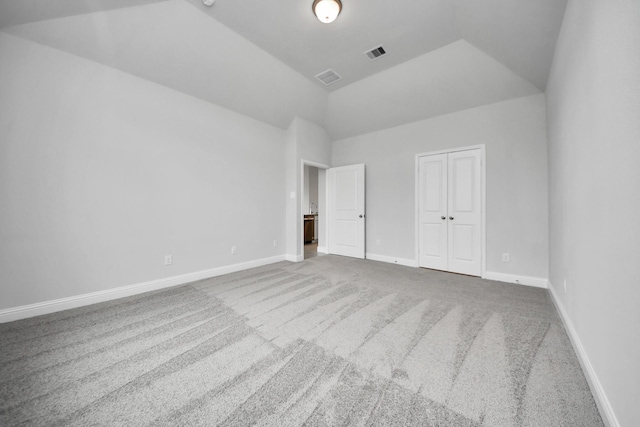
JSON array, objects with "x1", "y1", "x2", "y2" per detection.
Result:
[
  {"x1": 447, "y1": 149, "x2": 481, "y2": 276},
  {"x1": 418, "y1": 154, "x2": 448, "y2": 270}
]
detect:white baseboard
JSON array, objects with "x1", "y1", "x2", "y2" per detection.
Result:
[
  {"x1": 317, "y1": 246, "x2": 328, "y2": 254},
  {"x1": 548, "y1": 282, "x2": 619, "y2": 427},
  {"x1": 285, "y1": 254, "x2": 304, "y2": 262},
  {"x1": 0, "y1": 255, "x2": 286, "y2": 324},
  {"x1": 365, "y1": 253, "x2": 418, "y2": 268},
  {"x1": 483, "y1": 271, "x2": 548, "y2": 288}
]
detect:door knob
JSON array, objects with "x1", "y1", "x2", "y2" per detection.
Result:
[
  {"x1": 359, "y1": 214, "x2": 364, "y2": 218},
  {"x1": 449, "y1": 216, "x2": 454, "y2": 220},
  {"x1": 441, "y1": 216, "x2": 446, "y2": 220}
]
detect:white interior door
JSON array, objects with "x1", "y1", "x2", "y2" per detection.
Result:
[
  {"x1": 447, "y1": 150, "x2": 481, "y2": 276},
  {"x1": 418, "y1": 149, "x2": 481, "y2": 276},
  {"x1": 328, "y1": 164, "x2": 365, "y2": 259},
  {"x1": 418, "y1": 154, "x2": 448, "y2": 270}
]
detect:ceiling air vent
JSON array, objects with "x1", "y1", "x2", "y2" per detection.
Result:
[
  {"x1": 315, "y1": 69, "x2": 342, "y2": 86},
  {"x1": 365, "y1": 46, "x2": 386, "y2": 61}
]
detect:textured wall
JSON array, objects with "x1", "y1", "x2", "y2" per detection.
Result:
[{"x1": 546, "y1": 0, "x2": 640, "y2": 425}]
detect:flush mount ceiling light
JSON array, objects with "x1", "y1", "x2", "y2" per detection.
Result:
[
  {"x1": 312, "y1": 0, "x2": 342, "y2": 24},
  {"x1": 202, "y1": 0, "x2": 215, "y2": 6}
]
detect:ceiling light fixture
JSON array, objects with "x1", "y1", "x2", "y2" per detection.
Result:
[
  {"x1": 202, "y1": 0, "x2": 215, "y2": 6},
  {"x1": 312, "y1": 0, "x2": 342, "y2": 24}
]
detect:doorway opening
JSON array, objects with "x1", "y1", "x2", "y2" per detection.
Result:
[
  {"x1": 304, "y1": 165, "x2": 320, "y2": 259},
  {"x1": 301, "y1": 161, "x2": 329, "y2": 260},
  {"x1": 299, "y1": 161, "x2": 364, "y2": 261}
]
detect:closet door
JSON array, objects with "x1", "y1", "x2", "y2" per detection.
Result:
[
  {"x1": 447, "y1": 149, "x2": 481, "y2": 276},
  {"x1": 418, "y1": 149, "x2": 481, "y2": 276},
  {"x1": 418, "y1": 154, "x2": 448, "y2": 270}
]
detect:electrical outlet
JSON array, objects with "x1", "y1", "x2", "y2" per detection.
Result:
[
  {"x1": 231, "y1": 246, "x2": 237, "y2": 254},
  {"x1": 502, "y1": 253, "x2": 510, "y2": 262},
  {"x1": 376, "y1": 239, "x2": 381, "y2": 246},
  {"x1": 273, "y1": 240, "x2": 278, "y2": 247},
  {"x1": 164, "y1": 255, "x2": 172, "y2": 266},
  {"x1": 563, "y1": 278, "x2": 567, "y2": 293}
]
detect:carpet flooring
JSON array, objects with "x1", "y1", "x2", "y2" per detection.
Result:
[{"x1": 0, "y1": 255, "x2": 603, "y2": 426}]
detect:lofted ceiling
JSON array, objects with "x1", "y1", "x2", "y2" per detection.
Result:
[
  {"x1": 0, "y1": 0, "x2": 567, "y2": 138},
  {"x1": 185, "y1": 0, "x2": 567, "y2": 92}
]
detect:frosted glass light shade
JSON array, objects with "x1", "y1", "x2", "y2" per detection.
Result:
[{"x1": 312, "y1": 0, "x2": 342, "y2": 24}]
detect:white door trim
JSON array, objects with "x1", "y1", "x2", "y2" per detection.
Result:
[{"x1": 414, "y1": 144, "x2": 486, "y2": 277}]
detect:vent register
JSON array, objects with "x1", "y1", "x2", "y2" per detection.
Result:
[
  {"x1": 314, "y1": 69, "x2": 342, "y2": 85},
  {"x1": 314, "y1": 46, "x2": 387, "y2": 86},
  {"x1": 365, "y1": 46, "x2": 386, "y2": 60}
]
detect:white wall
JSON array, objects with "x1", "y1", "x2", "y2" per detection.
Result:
[
  {"x1": 546, "y1": 1, "x2": 640, "y2": 425},
  {"x1": 303, "y1": 165, "x2": 310, "y2": 213},
  {"x1": 332, "y1": 94, "x2": 549, "y2": 279},
  {"x1": 302, "y1": 165, "x2": 318, "y2": 215},
  {"x1": 0, "y1": 33, "x2": 287, "y2": 310},
  {"x1": 308, "y1": 167, "x2": 318, "y2": 214}
]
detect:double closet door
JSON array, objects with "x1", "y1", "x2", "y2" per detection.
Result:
[{"x1": 418, "y1": 149, "x2": 482, "y2": 276}]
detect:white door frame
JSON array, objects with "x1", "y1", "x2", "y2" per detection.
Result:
[
  {"x1": 300, "y1": 160, "x2": 330, "y2": 259},
  {"x1": 414, "y1": 144, "x2": 486, "y2": 277}
]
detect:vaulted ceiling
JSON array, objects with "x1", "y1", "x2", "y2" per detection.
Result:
[{"x1": 0, "y1": 0, "x2": 567, "y2": 139}]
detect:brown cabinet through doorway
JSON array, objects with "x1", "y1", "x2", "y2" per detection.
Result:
[{"x1": 304, "y1": 215, "x2": 315, "y2": 243}]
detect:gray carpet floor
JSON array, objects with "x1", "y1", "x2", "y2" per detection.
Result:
[{"x1": 0, "y1": 255, "x2": 603, "y2": 426}]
